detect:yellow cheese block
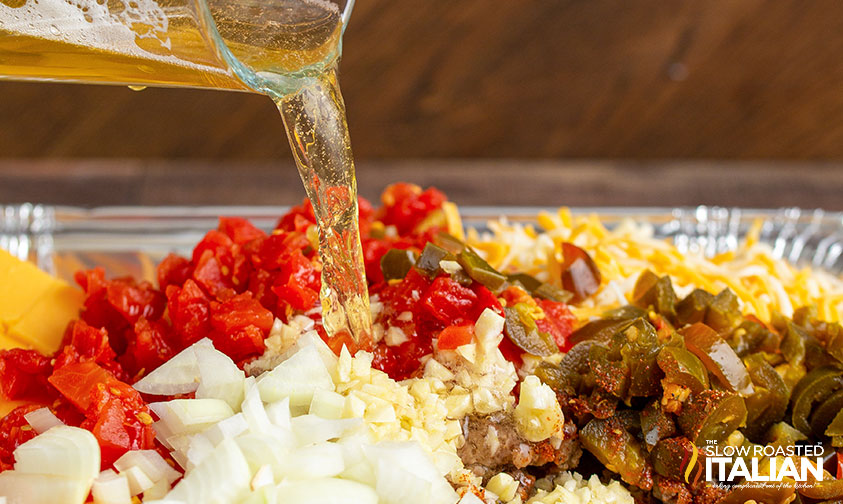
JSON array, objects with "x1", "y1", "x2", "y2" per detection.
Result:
[
  {"x1": 7, "y1": 282, "x2": 85, "y2": 354},
  {"x1": 0, "y1": 249, "x2": 58, "y2": 325},
  {"x1": 0, "y1": 249, "x2": 83, "y2": 353}
]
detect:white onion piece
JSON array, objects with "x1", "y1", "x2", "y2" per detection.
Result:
[
  {"x1": 256, "y1": 344, "x2": 334, "y2": 405},
  {"x1": 0, "y1": 473, "x2": 90, "y2": 504},
  {"x1": 374, "y1": 460, "x2": 432, "y2": 504},
  {"x1": 113, "y1": 450, "x2": 181, "y2": 485},
  {"x1": 264, "y1": 397, "x2": 292, "y2": 432},
  {"x1": 202, "y1": 412, "x2": 249, "y2": 446},
  {"x1": 235, "y1": 434, "x2": 292, "y2": 478},
  {"x1": 309, "y1": 389, "x2": 346, "y2": 420},
  {"x1": 275, "y1": 478, "x2": 378, "y2": 504},
  {"x1": 166, "y1": 437, "x2": 251, "y2": 503},
  {"x1": 13, "y1": 425, "x2": 99, "y2": 483},
  {"x1": 365, "y1": 443, "x2": 459, "y2": 504},
  {"x1": 281, "y1": 443, "x2": 345, "y2": 479},
  {"x1": 91, "y1": 469, "x2": 131, "y2": 504},
  {"x1": 338, "y1": 434, "x2": 377, "y2": 486},
  {"x1": 120, "y1": 465, "x2": 154, "y2": 496},
  {"x1": 142, "y1": 477, "x2": 172, "y2": 500},
  {"x1": 150, "y1": 399, "x2": 234, "y2": 435},
  {"x1": 281, "y1": 331, "x2": 339, "y2": 375},
  {"x1": 133, "y1": 339, "x2": 214, "y2": 395},
  {"x1": 249, "y1": 464, "x2": 273, "y2": 490},
  {"x1": 194, "y1": 344, "x2": 245, "y2": 410},
  {"x1": 290, "y1": 414, "x2": 362, "y2": 446},
  {"x1": 23, "y1": 407, "x2": 63, "y2": 434},
  {"x1": 184, "y1": 433, "x2": 215, "y2": 471},
  {"x1": 241, "y1": 378, "x2": 275, "y2": 437}
]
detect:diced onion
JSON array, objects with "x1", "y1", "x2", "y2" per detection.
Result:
[
  {"x1": 92, "y1": 470, "x2": 131, "y2": 504},
  {"x1": 23, "y1": 407, "x2": 63, "y2": 434},
  {"x1": 113, "y1": 450, "x2": 181, "y2": 485},
  {"x1": 133, "y1": 339, "x2": 214, "y2": 395},
  {"x1": 13, "y1": 426, "x2": 99, "y2": 482},
  {"x1": 166, "y1": 438, "x2": 251, "y2": 503},
  {"x1": 275, "y1": 478, "x2": 378, "y2": 504}
]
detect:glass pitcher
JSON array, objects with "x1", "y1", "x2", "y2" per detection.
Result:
[{"x1": 0, "y1": 0, "x2": 353, "y2": 98}]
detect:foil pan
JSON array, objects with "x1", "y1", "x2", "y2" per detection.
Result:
[{"x1": 2, "y1": 205, "x2": 843, "y2": 282}]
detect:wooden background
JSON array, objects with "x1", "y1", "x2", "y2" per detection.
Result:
[{"x1": 3, "y1": 0, "x2": 843, "y2": 160}]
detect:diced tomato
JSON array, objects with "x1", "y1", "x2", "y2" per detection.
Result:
[
  {"x1": 380, "y1": 268, "x2": 431, "y2": 315},
  {"x1": 48, "y1": 360, "x2": 115, "y2": 411},
  {"x1": 105, "y1": 278, "x2": 166, "y2": 325},
  {"x1": 167, "y1": 280, "x2": 211, "y2": 347},
  {"x1": 276, "y1": 199, "x2": 316, "y2": 233},
  {"x1": 371, "y1": 336, "x2": 432, "y2": 381},
  {"x1": 0, "y1": 349, "x2": 54, "y2": 402},
  {"x1": 156, "y1": 253, "x2": 192, "y2": 290},
  {"x1": 271, "y1": 249, "x2": 320, "y2": 312},
  {"x1": 209, "y1": 292, "x2": 273, "y2": 362},
  {"x1": 535, "y1": 299, "x2": 576, "y2": 352},
  {"x1": 218, "y1": 217, "x2": 266, "y2": 245},
  {"x1": 470, "y1": 284, "x2": 504, "y2": 320},
  {"x1": 53, "y1": 320, "x2": 126, "y2": 381},
  {"x1": 81, "y1": 380, "x2": 156, "y2": 467},
  {"x1": 379, "y1": 183, "x2": 447, "y2": 235},
  {"x1": 191, "y1": 230, "x2": 234, "y2": 265},
  {"x1": 421, "y1": 276, "x2": 478, "y2": 326},
  {"x1": 120, "y1": 317, "x2": 176, "y2": 378},
  {"x1": 437, "y1": 323, "x2": 475, "y2": 350},
  {"x1": 192, "y1": 249, "x2": 232, "y2": 298},
  {"x1": 836, "y1": 451, "x2": 843, "y2": 480},
  {"x1": 0, "y1": 404, "x2": 42, "y2": 471}
]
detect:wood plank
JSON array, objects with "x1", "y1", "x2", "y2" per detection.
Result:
[
  {"x1": 0, "y1": 160, "x2": 841, "y2": 210},
  {"x1": 2, "y1": 1, "x2": 843, "y2": 158}
]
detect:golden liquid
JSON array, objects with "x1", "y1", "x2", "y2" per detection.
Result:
[
  {"x1": 0, "y1": 0, "x2": 372, "y2": 345},
  {"x1": 277, "y1": 69, "x2": 372, "y2": 347},
  {"x1": 0, "y1": 0, "x2": 341, "y2": 90}
]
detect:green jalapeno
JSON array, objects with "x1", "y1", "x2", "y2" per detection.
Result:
[
  {"x1": 827, "y1": 409, "x2": 843, "y2": 438},
  {"x1": 798, "y1": 476, "x2": 843, "y2": 501},
  {"x1": 651, "y1": 437, "x2": 699, "y2": 481},
  {"x1": 781, "y1": 320, "x2": 808, "y2": 366},
  {"x1": 811, "y1": 389, "x2": 843, "y2": 438},
  {"x1": 580, "y1": 417, "x2": 653, "y2": 490},
  {"x1": 433, "y1": 231, "x2": 466, "y2": 254},
  {"x1": 507, "y1": 272, "x2": 541, "y2": 291},
  {"x1": 742, "y1": 353, "x2": 789, "y2": 440},
  {"x1": 675, "y1": 288, "x2": 714, "y2": 325},
  {"x1": 657, "y1": 345, "x2": 709, "y2": 398},
  {"x1": 503, "y1": 304, "x2": 557, "y2": 356},
  {"x1": 414, "y1": 243, "x2": 454, "y2": 279},
  {"x1": 677, "y1": 389, "x2": 747, "y2": 444},
  {"x1": 730, "y1": 319, "x2": 780, "y2": 357},
  {"x1": 790, "y1": 366, "x2": 843, "y2": 435},
  {"x1": 380, "y1": 248, "x2": 418, "y2": 281},
  {"x1": 632, "y1": 271, "x2": 677, "y2": 320},
  {"x1": 613, "y1": 319, "x2": 663, "y2": 397},
  {"x1": 457, "y1": 246, "x2": 507, "y2": 291},
  {"x1": 682, "y1": 322, "x2": 754, "y2": 396},
  {"x1": 704, "y1": 288, "x2": 741, "y2": 334},
  {"x1": 640, "y1": 400, "x2": 676, "y2": 451},
  {"x1": 506, "y1": 273, "x2": 573, "y2": 303},
  {"x1": 569, "y1": 317, "x2": 636, "y2": 346},
  {"x1": 588, "y1": 343, "x2": 630, "y2": 399},
  {"x1": 764, "y1": 421, "x2": 808, "y2": 448}
]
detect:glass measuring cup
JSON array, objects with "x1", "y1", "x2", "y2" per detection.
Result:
[{"x1": 0, "y1": 0, "x2": 354, "y2": 98}]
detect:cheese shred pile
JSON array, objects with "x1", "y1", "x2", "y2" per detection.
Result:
[{"x1": 467, "y1": 207, "x2": 843, "y2": 324}]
